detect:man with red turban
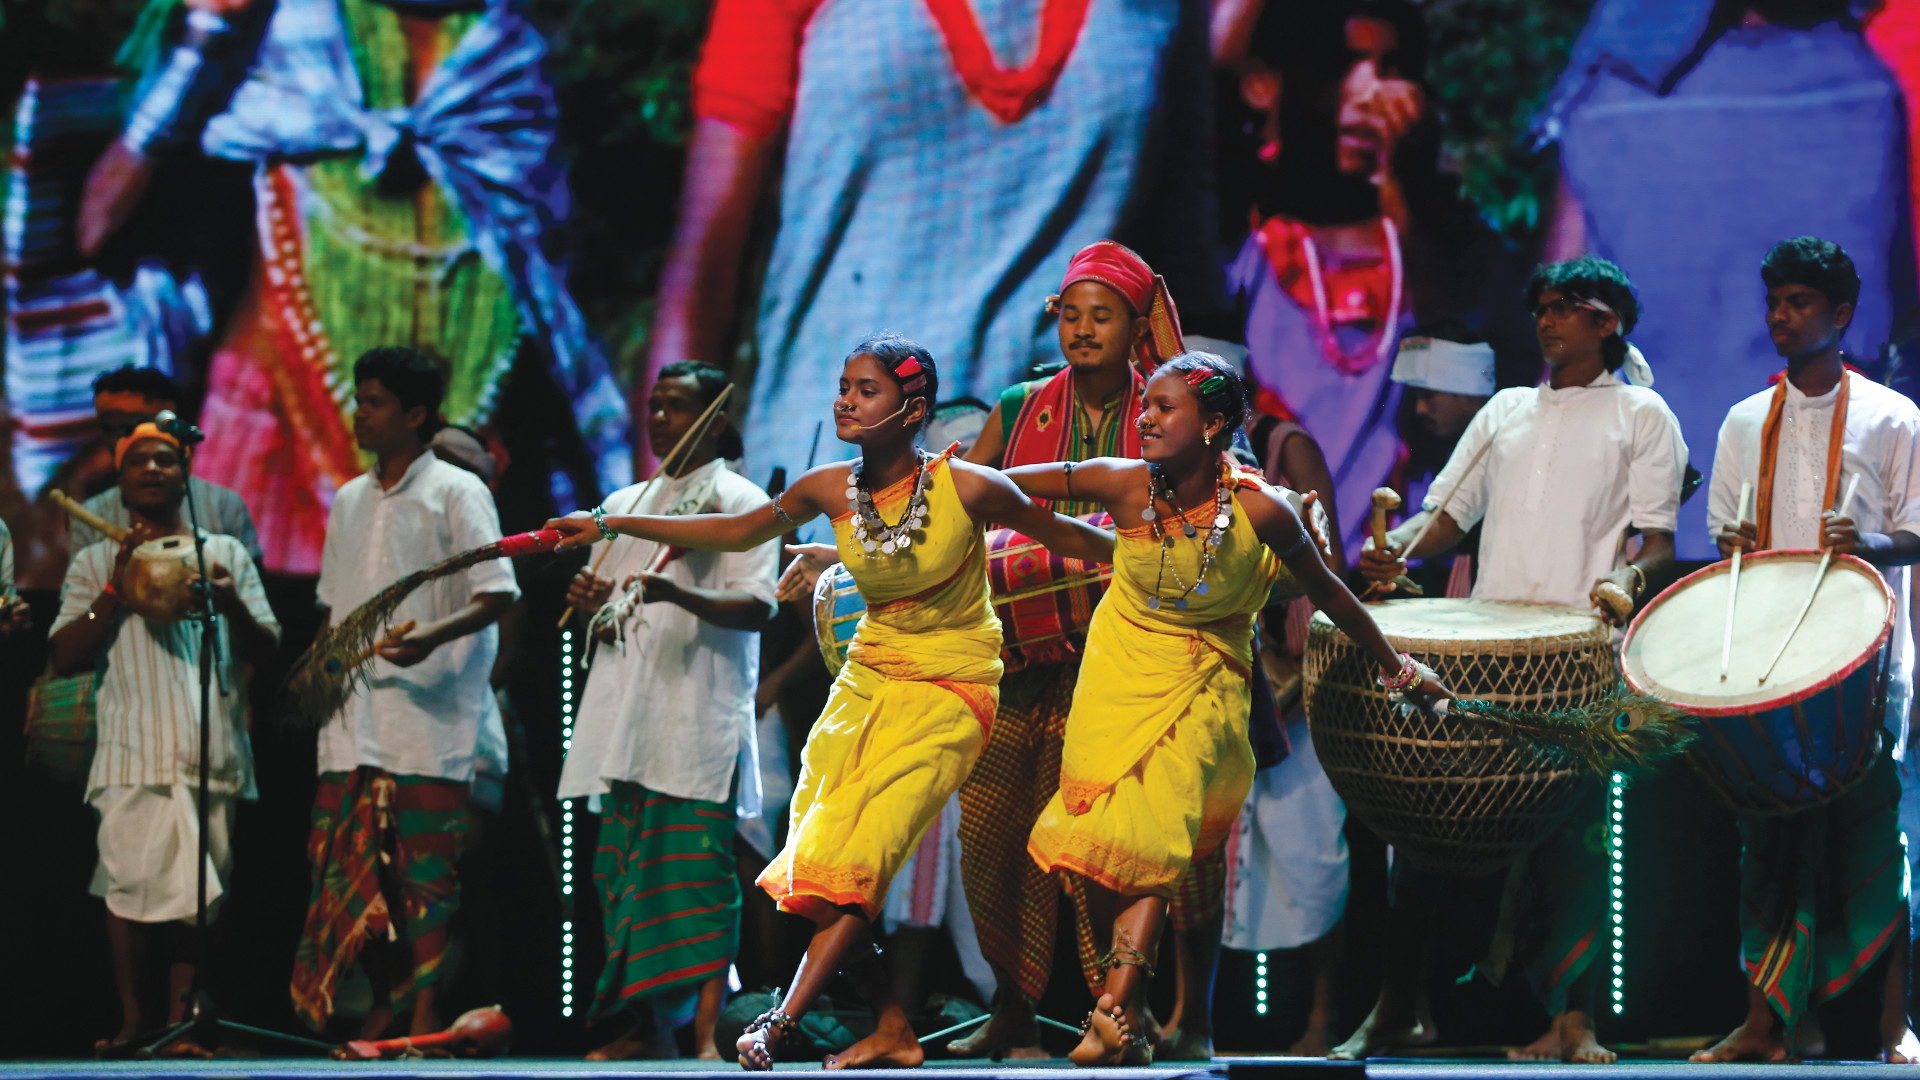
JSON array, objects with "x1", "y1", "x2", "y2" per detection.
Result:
[{"x1": 956, "y1": 241, "x2": 1196, "y2": 1057}]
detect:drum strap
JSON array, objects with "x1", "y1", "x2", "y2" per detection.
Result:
[{"x1": 1754, "y1": 371, "x2": 1849, "y2": 549}]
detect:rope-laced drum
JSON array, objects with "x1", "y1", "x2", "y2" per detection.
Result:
[
  {"x1": 1305, "y1": 599, "x2": 1614, "y2": 877},
  {"x1": 1621, "y1": 550, "x2": 1893, "y2": 815}
]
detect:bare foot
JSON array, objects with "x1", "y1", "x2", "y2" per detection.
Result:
[
  {"x1": 1883, "y1": 1027, "x2": 1919, "y2": 1064},
  {"x1": 1070, "y1": 994, "x2": 1150, "y2": 1067},
  {"x1": 157, "y1": 1037, "x2": 215, "y2": 1060},
  {"x1": 357, "y1": 1005, "x2": 396, "y2": 1043},
  {"x1": 825, "y1": 1017, "x2": 924, "y2": 1069},
  {"x1": 1287, "y1": 1020, "x2": 1331, "y2": 1058},
  {"x1": 947, "y1": 1003, "x2": 1041, "y2": 1059},
  {"x1": 94, "y1": 1025, "x2": 148, "y2": 1059},
  {"x1": 1329, "y1": 1001, "x2": 1437, "y2": 1060},
  {"x1": 587, "y1": 1019, "x2": 659, "y2": 1062},
  {"x1": 1158, "y1": 1027, "x2": 1212, "y2": 1061},
  {"x1": 737, "y1": 1026, "x2": 778, "y2": 1071},
  {"x1": 1558, "y1": 1011, "x2": 1616, "y2": 1064},
  {"x1": 1690, "y1": 1019, "x2": 1786, "y2": 1063}
]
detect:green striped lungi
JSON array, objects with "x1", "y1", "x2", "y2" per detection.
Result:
[
  {"x1": 1739, "y1": 751, "x2": 1906, "y2": 1040},
  {"x1": 594, "y1": 781, "x2": 740, "y2": 1017}
]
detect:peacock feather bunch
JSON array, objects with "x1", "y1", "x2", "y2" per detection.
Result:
[{"x1": 1441, "y1": 684, "x2": 1696, "y2": 779}]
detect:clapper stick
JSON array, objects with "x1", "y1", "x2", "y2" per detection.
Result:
[
  {"x1": 1757, "y1": 472, "x2": 1860, "y2": 685},
  {"x1": 1719, "y1": 480, "x2": 1752, "y2": 681},
  {"x1": 555, "y1": 384, "x2": 733, "y2": 629}
]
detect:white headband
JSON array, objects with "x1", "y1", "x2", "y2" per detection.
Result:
[
  {"x1": 1567, "y1": 296, "x2": 1654, "y2": 387},
  {"x1": 1391, "y1": 337, "x2": 1496, "y2": 397}
]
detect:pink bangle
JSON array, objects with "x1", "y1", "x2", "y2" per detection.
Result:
[{"x1": 1377, "y1": 652, "x2": 1421, "y2": 692}]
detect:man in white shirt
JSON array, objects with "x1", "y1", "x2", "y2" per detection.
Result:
[
  {"x1": 74, "y1": 367, "x2": 260, "y2": 569},
  {"x1": 558, "y1": 361, "x2": 777, "y2": 1061},
  {"x1": 1, "y1": 519, "x2": 29, "y2": 633},
  {"x1": 290, "y1": 348, "x2": 518, "y2": 1040},
  {"x1": 49, "y1": 423, "x2": 279, "y2": 1052},
  {"x1": 1694, "y1": 238, "x2": 1920, "y2": 1064},
  {"x1": 1345, "y1": 257, "x2": 1688, "y2": 1064}
]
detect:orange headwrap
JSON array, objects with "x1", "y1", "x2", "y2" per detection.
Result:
[
  {"x1": 1050, "y1": 239, "x2": 1185, "y2": 371},
  {"x1": 114, "y1": 422, "x2": 183, "y2": 468}
]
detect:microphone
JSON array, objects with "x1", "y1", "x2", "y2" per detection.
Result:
[{"x1": 152, "y1": 409, "x2": 207, "y2": 445}]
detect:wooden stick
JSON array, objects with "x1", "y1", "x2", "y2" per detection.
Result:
[
  {"x1": 1719, "y1": 480, "x2": 1752, "y2": 681},
  {"x1": 1758, "y1": 472, "x2": 1860, "y2": 685},
  {"x1": 1401, "y1": 419, "x2": 1500, "y2": 560},
  {"x1": 1366, "y1": 487, "x2": 1423, "y2": 598},
  {"x1": 50, "y1": 489, "x2": 131, "y2": 543},
  {"x1": 556, "y1": 385, "x2": 733, "y2": 629}
]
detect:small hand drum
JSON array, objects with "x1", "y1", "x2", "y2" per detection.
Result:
[
  {"x1": 122, "y1": 534, "x2": 200, "y2": 622},
  {"x1": 1621, "y1": 550, "x2": 1893, "y2": 814},
  {"x1": 1305, "y1": 599, "x2": 1615, "y2": 877},
  {"x1": 812, "y1": 562, "x2": 863, "y2": 675}
]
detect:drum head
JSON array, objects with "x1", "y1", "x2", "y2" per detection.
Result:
[
  {"x1": 1622, "y1": 551, "x2": 1893, "y2": 713},
  {"x1": 1314, "y1": 598, "x2": 1605, "y2": 652}
]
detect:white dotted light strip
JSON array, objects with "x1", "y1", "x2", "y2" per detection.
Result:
[
  {"x1": 1255, "y1": 951, "x2": 1269, "y2": 1016},
  {"x1": 1609, "y1": 771, "x2": 1625, "y2": 1016},
  {"x1": 561, "y1": 630, "x2": 577, "y2": 1018}
]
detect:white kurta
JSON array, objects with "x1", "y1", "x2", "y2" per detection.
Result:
[
  {"x1": 314, "y1": 453, "x2": 520, "y2": 782},
  {"x1": 585, "y1": 463, "x2": 779, "y2": 806},
  {"x1": 1707, "y1": 370, "x2": 1920, "y2": 744},
  {"x1": 1425, "y1": 370, "x2": 1688, "y2": 609}
]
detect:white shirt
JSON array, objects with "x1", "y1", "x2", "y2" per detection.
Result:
[
  {"x1": 584, "y1": 461, "x2": 778, "y2": 805},
  {"x1": 1426, "y1": 370, "x2": 1688, "y2": 609},
  {"x1": 314, "y1": 453, "x2": 520, "y2": 781},
  {"x1": 53, "y1": 533, "x2": 279, "y2": 798},
  {"x1": 1708, "y1": 371, "x2": 1920, "y2": 740},
  {"x1": 555, "y1": 466, "x2": 720, "y2": 801}
]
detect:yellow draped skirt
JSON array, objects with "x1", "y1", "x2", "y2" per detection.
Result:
[{"x1": 1027, "y1": 604, "x2": 1256, "y2": 898}]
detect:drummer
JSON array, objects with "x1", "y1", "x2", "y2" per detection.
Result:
[
  {"x1": 955, "y1": 239, "x2": 1191, "y2": 1058},
  {"x1": 1696, "y1": 237, "x2": 1920, "y2": 1064},
  {"x1": 47, "y1": 422, "x2": 280, "y2": 1054},
  {"x1": 1349, "y1": 256, "x2": 1688, "y2": 1063}
]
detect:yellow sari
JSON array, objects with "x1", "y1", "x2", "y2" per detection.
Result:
[
  {"x1": 759, "y1": 446, "x2": 1003, "y2": 920},
  {"x1": 1029, "y1": 461, "x2": 1292, "y2": 897}
]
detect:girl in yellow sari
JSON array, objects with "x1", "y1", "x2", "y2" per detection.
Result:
[
  {"x1": 1005, "y1": 352, "x2": 1452, "y2": 1066},
  {"x1": 546, "y1": 333, "x2": 1112, "y2": 1070}
]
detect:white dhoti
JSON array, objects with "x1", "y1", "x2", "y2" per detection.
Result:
[
  {"x1": 89, "y1": 783, "x2": 235, "y2": 924},
  {"x1": 1224, "y1": 715, "x2": 1349, "y2": 951}
]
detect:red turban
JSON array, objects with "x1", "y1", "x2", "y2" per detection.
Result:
[{"x1": 1052, "y1": 240, "x2": 1185, "y2": 371}]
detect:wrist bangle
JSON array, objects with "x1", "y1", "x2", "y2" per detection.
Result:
[
  {"x1": 590, "y1": 504, "x2": 616, "y2": 542},
  {"x1": 1627, "y1": 564, "x2": 1646, "y2": 597},
  {"x1": 1377, "y1": 652, "x2": 1421, "y2": 692}
]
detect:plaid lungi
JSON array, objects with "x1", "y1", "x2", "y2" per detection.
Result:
[
  {"x1": 290, "y1": 768, "x2": 468, "y2": 1031},
  {"x1": 594, "y1": 781, "x2": 740, "y2": 1017},
  {"x1": 958, "y1": 661, "x2": 1075, "y2": 1002}
]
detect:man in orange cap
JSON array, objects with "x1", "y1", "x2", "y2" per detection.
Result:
[{"x1": 955, "y1": 240, "x2": 1192, "y2": 1058}]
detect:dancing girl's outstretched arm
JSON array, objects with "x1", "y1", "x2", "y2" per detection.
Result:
[
  {"x1": 545, "y1": 463, "x2": 846, "y2": 554},
  {"x1": 949, "y1": 460, "x2": 1115, "y2": 564}
]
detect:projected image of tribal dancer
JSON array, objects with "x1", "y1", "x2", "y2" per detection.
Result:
[
  {"x1": 76, "y1": 0, "x2": 626, "y2": 575},
  {"x1": 1218, "y1": 0, "x2": 1534, "y2": 566}
]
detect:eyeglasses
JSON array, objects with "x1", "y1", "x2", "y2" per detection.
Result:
[{"x1": 1530, "y1": 297, "x2": 1597, "y2": 321}]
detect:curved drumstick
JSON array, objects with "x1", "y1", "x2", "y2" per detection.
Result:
[
  {"x1": 1719, "y1": 481, "x2": 1752, "y2": 681},
  {"x1": 556, "y1": 384, "x2": 732, "y2": 629},
  {"x1": 1758, "y1": 473, "x2": 1860, "y2": 685}
]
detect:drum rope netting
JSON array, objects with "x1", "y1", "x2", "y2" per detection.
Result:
[{"x1": 1305, "y1": 616, "x2": 1616, "y2": 878}]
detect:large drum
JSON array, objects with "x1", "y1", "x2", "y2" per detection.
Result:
[
  {"x1": 1305, "y1": 599, "x2": 1615, "y2": 877},
  {"x1": 1621, "y1": 550, "x2": 1893, "y2": 814},
  {"x1": 811, "y1": 519, "x2": 1114, "y2": 676}
]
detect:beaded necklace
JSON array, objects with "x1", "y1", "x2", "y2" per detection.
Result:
[
  {"x1": 1143, "y1": 460, "x2": 1233, "y2": 610},
  {"x1": 847, "y1": 451, "x2": 931, "y2": 557}
]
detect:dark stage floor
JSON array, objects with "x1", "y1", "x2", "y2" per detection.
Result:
[{"x1": 3, "y1": 1058, "x2": 1917, "y2": 1079}]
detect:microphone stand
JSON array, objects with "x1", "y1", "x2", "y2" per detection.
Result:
[{"x1": 135, "y1": 417, "x2": 331, "y2": 1059}]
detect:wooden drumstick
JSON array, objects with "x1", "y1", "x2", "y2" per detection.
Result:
[
  {"x1": 1368, "y1": 488, "x2": 1424, "y2": 598},
  {"x1": 556, "y1": 384, "x2": 732, "y2": 629},
  {"x1": 1758, "y1": 472, "x2": 1860, "y2": 685},
  {"x1": 1719, "y1": 480, "x2": 1753, "y2": 681},
  {"x1": 50, "y1": 489, "x2": 131, "y2": 543}
]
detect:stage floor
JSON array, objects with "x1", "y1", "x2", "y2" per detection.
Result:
[{"x1": 2, "y1": 1058, "x2": 1914, "y2": 1079}]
